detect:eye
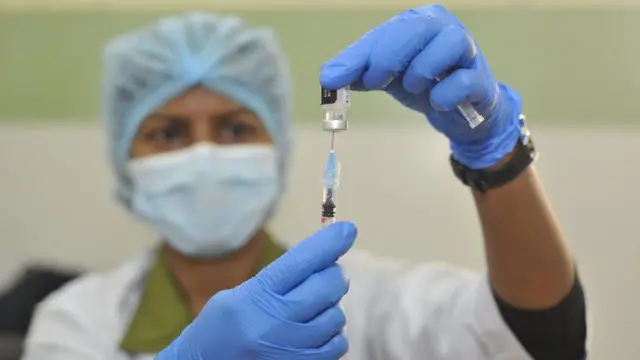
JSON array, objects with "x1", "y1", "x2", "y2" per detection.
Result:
[
  {"x1": 146, "y1": 120, "x2": 188, "y2": 143},
  {"x1": 218, "y1": 121, "x2": 257, "y2": 143}
]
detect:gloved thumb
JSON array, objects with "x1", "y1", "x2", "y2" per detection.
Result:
[
  {"x1": 253, "y1": 222, "x2": 358, "y2": 295},
  {"x1": 320, "y1": 33, "x2": 375, "y2": 90}
]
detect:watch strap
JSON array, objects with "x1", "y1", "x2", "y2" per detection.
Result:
[{"x1": 450, "y1": 125, "x2": 537, "y2": 193}]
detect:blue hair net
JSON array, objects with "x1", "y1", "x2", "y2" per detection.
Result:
[{"x1": 102, "y1": 12, "x2": 293, "y2": 206}]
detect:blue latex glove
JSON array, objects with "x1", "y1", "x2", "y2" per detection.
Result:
[
  {"x1": 320, "y1": 4, "x2": 524, "y2": 169},
  {"x1": 155, "y1": 221, "x2": 357, "y2": 360}
]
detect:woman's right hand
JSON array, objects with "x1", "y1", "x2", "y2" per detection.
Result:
[{"x1": 155, "y1": 222, "x2": 358, "y2": 360}]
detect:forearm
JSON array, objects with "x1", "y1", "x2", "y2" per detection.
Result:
[{"x1": 474, "y1": 164, "x2": 575, "y2": 309}]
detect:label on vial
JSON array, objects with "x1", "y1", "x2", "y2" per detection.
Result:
[
  {"x1": 321, "y1": 87, "x2": 338, "y2": 105},
  {"x1": 342, "y1": 88, "x2": 350, "y2": 105}
]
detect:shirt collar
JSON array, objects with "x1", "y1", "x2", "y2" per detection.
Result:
[{"x1": 119, "y1": 236, "x2": 286, "y2": 354}]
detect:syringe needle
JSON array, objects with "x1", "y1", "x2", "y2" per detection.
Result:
[{"x1": 330, "y1": 132, "x2": 335, "y2": 151}]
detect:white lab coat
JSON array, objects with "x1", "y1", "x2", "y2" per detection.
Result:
[{"x1": 22, "y1": 248, "x2": 532, "y2": 360}]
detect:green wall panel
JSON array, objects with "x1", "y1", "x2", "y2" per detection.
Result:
[{"x1": 0, "y1": 9, "x2": 637, "y2": 125}]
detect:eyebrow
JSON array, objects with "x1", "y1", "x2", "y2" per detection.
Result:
[
  {"x1": 212, "y1": 108, "x2": 253, "y2": 120},
  {"x1": 151, "y1": 108, "x2": 251, "y2": 121}
]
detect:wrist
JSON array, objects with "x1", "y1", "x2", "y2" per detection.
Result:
[
  {"x1": 450, "y1": 122, "x2": 537, "y2": 193},
  {"x1": 484, "y1": 145, "x2": 515, "y2": 170},
  {"x1": 155, "y1": 343, "x2": 176, "y2": 360},
  {"x1": 450, "y1": 122, "x2": 522, "y2": 169},
  {"x1": 156, "y1": 326, "x2": 192, "y2": 360}
]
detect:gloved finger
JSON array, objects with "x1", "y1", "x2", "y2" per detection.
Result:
[
  {"x1": 254, "y1": 222, "x2": 357, "y2": 295},
  {"x1": 319, "y1": 30, "x2": 376, "y2": 90},
  {"x1": 344, "y1": 79, "x2": 368, "y2": 92},
  {"x1": 429, "y1": 68, "x2": 488, "y2": 111},
  {"x1": 281, "y1": 305, "x2": 347, "y2": 349},
  {"x1": 287, "y1": 333, "x2": 349, "y2": 360},
  {"x1": 402, "y1": 25, "x2": 476, "y2": 94},
  {"x1": 283, "y1": 265, "x2": 348, "y2": 322},
  {"x1": 361, "y1": 15, "x2": 444, "y2": 90},
  {"x1": 411, "y1": 4, "x2": 466, "y2": 28}
]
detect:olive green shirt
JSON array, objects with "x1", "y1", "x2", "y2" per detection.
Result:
[{"x1": 119, "y1": 239, "x2": 286, "y2": 353}]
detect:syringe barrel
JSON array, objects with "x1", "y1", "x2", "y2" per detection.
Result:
[
  {"x1": 321, "y1": 216, "x2": 336, "y2": 228},
  {"x1": 321, "y1": 194, "x2": 336, "y2": 228}
]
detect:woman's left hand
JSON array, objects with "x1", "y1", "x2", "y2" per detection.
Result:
[{"x1": 320, "y1": 4, "x2": 524, "y2": 169}]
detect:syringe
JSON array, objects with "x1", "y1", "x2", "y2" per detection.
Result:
[{"x1": 320, "y1": 86, "x2": 349, "y2": 227}]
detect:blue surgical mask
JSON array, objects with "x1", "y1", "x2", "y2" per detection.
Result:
[{"x1": 128, "y1": 143, "x2": 280, "y2": 258}]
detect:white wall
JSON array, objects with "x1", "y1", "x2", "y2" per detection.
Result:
[{"x1": 1, "y1": 122, "x2": 639, "y2": 359}]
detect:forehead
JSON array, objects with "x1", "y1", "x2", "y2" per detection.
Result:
[{"x1": 157, "y1": 87, "x2": 243, "y2": 114}]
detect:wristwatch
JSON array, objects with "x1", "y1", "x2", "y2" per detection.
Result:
[{"x1": 450, "y1": 116, "x2": 537, "y2": 193}]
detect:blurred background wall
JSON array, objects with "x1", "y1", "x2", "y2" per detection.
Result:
[{"x1": 0, "y1": 0, "x2": 639, "y2": 358}]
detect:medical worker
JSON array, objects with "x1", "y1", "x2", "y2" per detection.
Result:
[{"x1": 23, "y1": 4, "x2": 586, "y2": 360}]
